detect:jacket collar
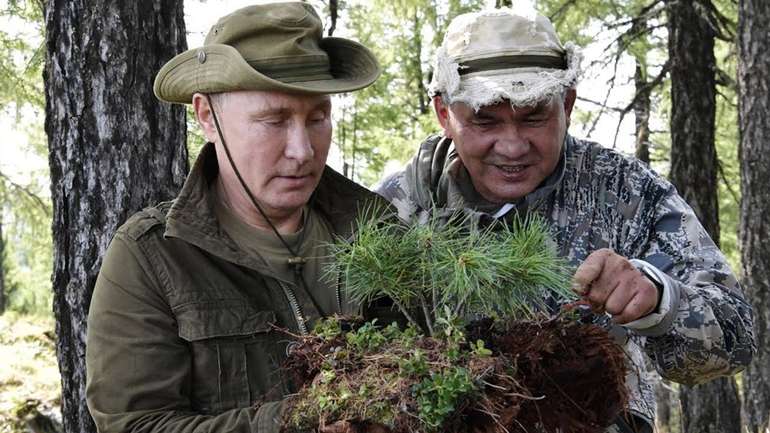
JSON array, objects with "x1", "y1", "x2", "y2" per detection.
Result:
[{"x1": 164, "y1": 142, "x2": 382, "y2": 271}]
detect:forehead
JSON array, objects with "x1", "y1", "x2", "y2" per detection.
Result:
[
  {"x1": 220, "y1": 90, "x2": 331, "y2": 110},
  {"x1": 451, "y1": 95, "x2": 560, "y2": 117}
]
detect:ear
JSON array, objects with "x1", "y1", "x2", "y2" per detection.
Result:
[
  {"x1": 563, "y1": 88, "x2": 577, "y2": 128},
  {"x1": 192, "y1": 93, "x2": 220, "y2": 142},
  {"x1": 432, "y1": 96, "x2": 452, "y2": 138}
]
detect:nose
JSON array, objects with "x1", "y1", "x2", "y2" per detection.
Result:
[
  {"x1": 283, "y1": 123, "x2": 314, "y2": 163},
  {"x1": 494, "y1": 124, "x2": 530, "y2": 159}
]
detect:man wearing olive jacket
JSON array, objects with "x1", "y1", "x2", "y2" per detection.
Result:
[
  {"x1": 376, "y1": 9, "x2": 755, "y2": 433},
  {"x1": 86, "y1": 3, "x2": 385, "y2": 432}
]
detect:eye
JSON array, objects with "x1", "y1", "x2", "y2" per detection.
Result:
[
  {"x1": 262, "y1": 117, "x2": 286, "y2": 127},
  {"x1": 523, "y1": 115, "x2": 547, "y2": 125},
  {"x1": 308, "y1": 110, "x2": 328, "y2": 124},
  {"x1": 471, "y1": 116, "x2": 497, "y2": 127}
]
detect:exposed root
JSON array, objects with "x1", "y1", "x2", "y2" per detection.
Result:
[{"x1": 281, "y1": 315, "x2": 627, "y2": 433}]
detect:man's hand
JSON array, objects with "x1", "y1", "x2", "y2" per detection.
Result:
[{"x1": 571, "y1": 248, "x2": 659, "y2": 324}]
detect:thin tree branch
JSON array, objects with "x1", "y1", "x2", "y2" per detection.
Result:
[
  {"x1": 548, "y1": 0, "x2": 578, "y2": 23},
  {"x1": 717, "y1": 160, "x2": 739, "y2": 205},
  {"x1": 577, "y1": 96, "x2": 624, "y2": 112},
  {"x1": 0, "y1": 171, "x2": 50, "y2": 215}
]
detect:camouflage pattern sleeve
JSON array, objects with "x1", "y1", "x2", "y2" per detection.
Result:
[{"x1": 630, "y1": 189, "x2": 755, "y2": 385}]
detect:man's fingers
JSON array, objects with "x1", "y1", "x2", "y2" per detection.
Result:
[
  {"x1": 572, "y1": 248, "x2": 614, "y2": 294},
  {"x1": 603, "y1": 281, "x2": 635, "y2": 316}
]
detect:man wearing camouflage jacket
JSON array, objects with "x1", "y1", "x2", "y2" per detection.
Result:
[{"x1": 376, "y1": 9, "x2": 755, "y2": 433}]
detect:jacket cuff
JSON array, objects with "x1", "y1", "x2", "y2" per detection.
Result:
[
  {"x1": 622, "y1": 259, "x2": 680, "y2": 336},
  {"x1": 256, "y1": 400, "x2": 286, "y2": 433}
]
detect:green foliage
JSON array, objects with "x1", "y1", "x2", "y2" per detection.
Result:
[
  {"x1": 0, "y1": 0, "x2": 44, "y2": 112},
  {"x1": 185, "y1": 105, "x2": 207, "y2": 165},
  {"x1": 413, "y1": 366, "x2": 475, "y2": 428},
  {"x1": 1, "y1": 0, "x2": 51, "y2": 317},
  {"x1": 398, "y1": 348, "x2": 429, "y2": 377},
  {"x1": 346, "y1": 320, "x2": 389, "y2": 351},
  {"x1": 327, "y1": 209, "x2": 574, "y2": 335},
  {"x1": 287, "y1": 317, "x2": 483, "y2": 432},
  {"x1": 332, "y1": 0, "x2": 484, "y2": 186}
]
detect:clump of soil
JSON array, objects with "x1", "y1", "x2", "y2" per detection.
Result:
[
  {"x1": 466, "y1": 317, "x2": 628, "y2": 433},
  {"x1": 280, "y1": 314, "x2": 627, "y2": 433}
]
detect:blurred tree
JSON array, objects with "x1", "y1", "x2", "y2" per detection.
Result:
[
  {"x1": 0, "y1": 214, "x2": 5, "y2": 314},
  {"x1": 43, "y1": 1, "x2": 189, "y2": 432},
  {"x1": 738, "y1": 0, "x2": 770, "y2": 431},
  {"x1": 538, "y1": 0, "x2": 669, "y2": 157},
  {"x1": 335, "y1": 0, "x2": 484, "y2": 186},
  {"x1": 666, "y1": 0, "x2": 742, "y2": 432},
  {"x1": 0, "y1": 0, "x2": 52, "y2": 316}
]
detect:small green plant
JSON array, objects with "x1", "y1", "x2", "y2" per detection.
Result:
[
  {"x1": 312, "y1": 316, "x2": 342, "y2": 340},
  {"x1": 346, "y1": 320, "x2": 388, "y2": 351},
  {"x1": 470, "y1": 339, "x2": 492, "y2": 357},
  {"x1": 413, "y1": 367, "x2": 476, "y2": 429}
]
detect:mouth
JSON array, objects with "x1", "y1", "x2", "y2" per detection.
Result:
[
  {"x1": 274, "y1": 173, "x2": 315, "y2": 188},
  {"x1": 494, "y1": 164, "x2": 529, "y2": 174}
]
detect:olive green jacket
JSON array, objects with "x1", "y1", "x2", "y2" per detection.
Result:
[{"x1": 86, "y1": 143, "x2": 382, "y2": 433}]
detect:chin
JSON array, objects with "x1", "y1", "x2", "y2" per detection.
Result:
[{"x1": 272, "y1": 192, "x2": 314, "y2": 212}]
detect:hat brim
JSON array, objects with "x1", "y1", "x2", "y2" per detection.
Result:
[{"x1": 154, "y1": 37, "x2": 381, "y2": 104}]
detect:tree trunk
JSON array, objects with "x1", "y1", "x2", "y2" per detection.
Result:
[
  {"x1": 738, "y1": 0, "x2": 770, "y2": 431},
  {"x1": 633, "y1": 59, "x2": 652, "y2": 165},
  {"x1": 327, "y1": 0, "x2": 338, "y2": 36},
  {"x1": 411, "y1": 11, "x2": 428, "y2": 116},
  {"x1": 0, "y1": 214, "x2": 5, "y2": 314},
  {"x1": 43, "y1": 2, "x2": 188, "y2": 433},
  {"x1": 654, "y1": 379, "x2": 680, "y2": 433},
  {"x1": 680, "y1": 378, "x2": 741, "y2": 433},
  {"x1": 667, "y1": 0, "x2": 720, "y2": 240},
  {"x1": 667, "y1": 1, "x2": 742, "y2": 432}
]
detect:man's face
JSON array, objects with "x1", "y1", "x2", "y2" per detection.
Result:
[
  {"x1": 435, "y1": 90, "x2": 576, "y2": 204},
  {"x1": 195, "y1": 90, "x2": 332, "y2": 219}
]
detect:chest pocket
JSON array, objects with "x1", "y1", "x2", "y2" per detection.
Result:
[{"x1": 175, "y1": 302, "x2": 289, "y2": 414}]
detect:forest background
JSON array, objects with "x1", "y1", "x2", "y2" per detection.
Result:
[{"x1": 0, "y1": 0, "x2": 767, "y2": 433}]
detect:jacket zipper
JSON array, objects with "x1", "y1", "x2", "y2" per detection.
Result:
[
  {"x1": 336, "y1": 272, "x2": 343, "y2": 314},
  {"x1": 278, "y1": 281, "x2": 308, "y2": 335}
]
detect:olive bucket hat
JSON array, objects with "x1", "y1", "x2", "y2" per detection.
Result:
[{"x1": 154, "y1": 1, "x2": 381, "y2": 104}]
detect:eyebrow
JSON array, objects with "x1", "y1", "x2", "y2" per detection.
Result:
[{"x1": 248, "y1": 99, "x2": 331, "y2": 118}]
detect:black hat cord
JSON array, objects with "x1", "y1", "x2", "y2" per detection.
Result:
[{"x1": 206, "y1": 94, "x2": 325, "y2": 316}]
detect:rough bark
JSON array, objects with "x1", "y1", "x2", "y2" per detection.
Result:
[
  {"x1": 633, "y1": 60, "x2": 652, "y2": 165},
  {"x1": 43, "y1": 2, "x2": 188, "y2": 433},
  {"x1": 654, "y1": 379, "x2": 680, "y2": 433},
  {"x1": 667, "y1": 1, "x2": 742, "y2": 432},
  {"x1": 411, "y1": 12, "x2": 428, "y2": 116},
  {"x1": 738, "y1": 0, "x2": 770, "y2": 431},
  {"x1": 680, "y1": 378, "x2": 741, "y2": 433},
  {"x1": 667, "y1": 0, "x2": 720, "y2": 240},
  {"x1": 327, "y1": 0, "x2": 338, "y2": 36}
]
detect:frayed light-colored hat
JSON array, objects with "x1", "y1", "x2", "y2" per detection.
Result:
[{"x1": 430, "y1": 9, "x2": 581, "y2": 111}]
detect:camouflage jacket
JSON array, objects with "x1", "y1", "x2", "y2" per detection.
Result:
[{"x1": 376, "y1": 134, "x2": 755, "y2": 431}]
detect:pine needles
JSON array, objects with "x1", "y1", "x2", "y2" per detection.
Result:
[{"x1": 326, "y1": 210, "x2": 575, "y2": 336}]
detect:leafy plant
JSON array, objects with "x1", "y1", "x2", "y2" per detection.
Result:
[{"x1": 413, "y1": 366, "x2": 476, "y2": 429}]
